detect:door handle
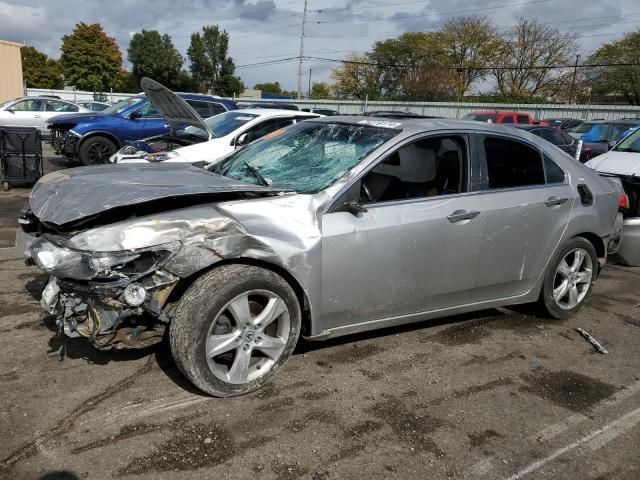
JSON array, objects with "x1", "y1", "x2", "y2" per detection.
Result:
[
  {"x1": 545, "y1": 196, "x2": 568, "y2": 207},
  {"x1": 33, "y1": 115, "x2": 42, "y2": 118},
  {"x1": 447, "y1": 209, "x2": 480, "y2": 223}
]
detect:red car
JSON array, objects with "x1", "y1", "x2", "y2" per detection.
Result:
[{"x1": 463, "y1": 111, "x2": 549, "y2": 126}]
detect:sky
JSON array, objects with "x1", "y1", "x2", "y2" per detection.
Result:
[{"x1": 0, "y1": 0, "x2": 638, "y2": 94}]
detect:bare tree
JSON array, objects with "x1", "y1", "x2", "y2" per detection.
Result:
[
  {"x1": 493, "y1": 18, "x2": 578, "y2": 98},
  {"x1": 441, "y1": 16, "x2": 501, "y2": 97}
]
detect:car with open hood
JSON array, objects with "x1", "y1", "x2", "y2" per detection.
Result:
[
  {"x1": 586, "y1": 127, "x2": 640, "y2": 266},
  {"x1": 110, "y1": 90, "x2": 322, "y2": 164},
  {"x1": 17, "y1": 116, "x2": 623, "y2": 397},
  {"x1": 47, "y1": 83, "x2": 237, "y2": 165}
]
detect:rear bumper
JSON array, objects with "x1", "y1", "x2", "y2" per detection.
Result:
[{"x1": 613, "y1": 217, "x2": 640, "y2": 266}]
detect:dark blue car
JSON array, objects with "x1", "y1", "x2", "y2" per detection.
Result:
[{"x1": 48, "y1": 93, "x2": 237, "y2": 165}]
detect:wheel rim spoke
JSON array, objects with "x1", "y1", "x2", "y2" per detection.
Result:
[
  {"x1": 227, "y1": 293, "x2": 252, "y2": 325},
  {"x1": 256, "y1": 335, "x2": 286, "y2": 360},
  {"x1": 557, "y1": 260, "x2": 572, "y2": 278},
  {"x1": 207, "y1": 331, "x2": 240, "y2": 358},
  {"x1": 227, "y1": 348, "x2": 251, "y2": 384},
  {"x1": 254, "y1": 296, "x2": 286, "y2": 328},
  {"x1": 571, "y1": 250, "x2": 585, "y2": 272},
  {"x1": 553, "y1": 280, "x2": 570, "y2": 302},
  {"x1": 568, "y1": 285, "x2": 579, "y2": 308},
  {"x1": 576, "y1": 270, "x2": 592, "y2": 284}
]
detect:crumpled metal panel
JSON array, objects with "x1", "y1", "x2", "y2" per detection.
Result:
[{"x1": 29, "y1": 163, "x2": 277, "y2": 226}]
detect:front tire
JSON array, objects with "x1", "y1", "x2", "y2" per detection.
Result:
[
  {"x1": 539, "y1": 237, "x2": 598, "y2": 319},
  {"x1": 78, "y1": 135, "x2": 117, "y2": 165},
  {"x1": 170, "y1": 264, "x2": 301, "y2": 397}
]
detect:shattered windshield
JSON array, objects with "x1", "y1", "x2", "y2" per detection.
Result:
[
  {"x1": 101, "y1": 96, "x2": 145, "y2": 115},
  {"x1": 219, "y1": 121, "x2": 399, "y2": 193},
  {"x1": 614, "y1": 128, "x2": 640, "y2": 153}
]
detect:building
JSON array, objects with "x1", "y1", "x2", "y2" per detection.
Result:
[{"x1": 0, "y1": 40, "x2": 24, "y2": 103}]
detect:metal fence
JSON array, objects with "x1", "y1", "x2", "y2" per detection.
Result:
[{"x1": 26, "y1": 88, "x2": 640, "y2": 121}]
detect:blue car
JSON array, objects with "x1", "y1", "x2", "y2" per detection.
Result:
[{"x1": 48, "y1": 93, "x2": 237, "y2": 165}]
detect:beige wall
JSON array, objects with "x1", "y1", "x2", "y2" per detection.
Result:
[{"x1": 0, "y1": 40, "x2": 24, "y2": 103}]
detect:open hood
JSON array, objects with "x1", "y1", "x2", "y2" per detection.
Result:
[
  {"x1": 29, "y1": 163, "x2": 277, "y2": 226},
  {"x1": 141, "y1": 77, "x2": 214, "y2": 139},
  {"x1": 586, "y1": 150, "x2": 640, "y2": 177}
]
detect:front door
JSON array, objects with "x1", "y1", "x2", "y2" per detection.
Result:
[
  {"x1": 128, "y1": 102, "x2": 167, "y2": 140},
  {"x1": 320, "y1": 134, "x2": 484, "y2": 331},
  {"x1": 0, "y1": 98, "x2": 45, "y2": 131},
  {"x1": 472, "y1": 135, "x2": 574, "y2": 301}
]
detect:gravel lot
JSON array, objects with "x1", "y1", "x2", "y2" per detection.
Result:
[{"x1": 1, "y1": 145, "x2": 639, "y2": 480}]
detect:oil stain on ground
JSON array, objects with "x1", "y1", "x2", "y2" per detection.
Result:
[
  {"x1": 323, "y1": 343, "x2": 384, "y2": 364},
  {"x1": 367, "y1": 396, "x2": 445, "y2": 456},
  {"x1": 421, "y1": 320, "x2": 491, "y2": 346},
  {"x1": 468, "y1": 429, "x2": 503, "y2": 447},
  {"x1": 520, "y1": 369, "x2": 619, "y2": 412}
]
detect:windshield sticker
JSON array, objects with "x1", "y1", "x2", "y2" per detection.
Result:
[
  {"x1": 235, "y1": 116, "x2": 255, "y2": 121},
  {"x1": 357, "y1": 119, "x2": 402, "y2": 129}
]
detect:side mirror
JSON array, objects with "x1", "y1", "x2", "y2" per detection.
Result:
[
  {"x1": 6, "y1": 107, "x2": 15, "y2": 114},
  {"x1": 235, "y1": 133, "x2": 249, "y2": 148},
  {"x1": 129, "y1": 110, "x2": 142, "y2": 120},
  {"x1": 343, "y1": 200, "x2": 368, "y2": 216}
]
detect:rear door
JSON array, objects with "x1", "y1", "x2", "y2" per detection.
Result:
[
  {"x1": 472, "y1": 134, "x2": 574, "y2": 301},
  {"x1": 43, "y1": 100, "x2": 80, "y2": 128}
]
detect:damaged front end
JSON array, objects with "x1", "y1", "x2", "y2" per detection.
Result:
[{"x1": 30, "y1": 235, "x2": 180, "y2": 350}]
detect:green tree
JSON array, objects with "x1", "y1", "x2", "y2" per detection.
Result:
[
  {"x1": 310, "y1": 82, "x2": 331, "y2": 99},
  {"x1": 492, "y1": 18, "x2": 578, "y2": 98},
  {"x1": 60, "y1": 23, "x2": 123, "y2": 91},
  {"x1": 127, "y1": 30, "x2": 183, "y2": 89},
  {"x1": 586, "y1": 30, "x2": 640, "y2": 105},
  {"x1": 330, "y1": 52, "x2": 385, "y2": 99},
  {"x1": 21, "y1": 46, "x2": 64, "y2": 89},
  {"x1": 254, "y1": 82, "x2": 282, "y2": 94},
  {"x1": 440, "y1": 16, "x2": 501, "y2": 97},
  {"x1": 187, "y1": 25, "x2": 244, "y2": 96}
]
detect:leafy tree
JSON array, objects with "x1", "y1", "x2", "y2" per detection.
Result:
[
  {"x1": 127, "y1": 30, "x2": 183, "y2": 89},
  {"x1": 492, "y1": 18, "x2": 578, "y2": 98},
  {"x1": 586, "y1": 30, "x2": 640, "y2": 105},
  {"x1": 60, "y1": 23, "x2": 123, "y2": 91},
  {"x1": 254, "y1": 82, "x2": 282, "y2": 94},
  {"x1": 187, "y1": 25, "x2": 244, "y2": 96},
  {"x1": 21, "y1": 46, "x2": 64, "y2": 89},
  {"x1": 310, "y1": 82, "x2": 331, "y2": 99},
  {"x1": 330, "y1": 52, "x2": 385, "y2": 99},
  {"x1": 440, "y1": 16, "x2": 501, "y2": 96}
]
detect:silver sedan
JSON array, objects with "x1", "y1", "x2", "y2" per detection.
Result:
[
  {"x1": 18, "y1": 116, "x2": 624, "y2": 396},
  {"x1": 0, "y1": 97, "x2": 89, "y2": 134}
]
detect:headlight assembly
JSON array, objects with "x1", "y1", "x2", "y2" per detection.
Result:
[{"x1": 31, "y1": 237, "x2": 180, "y2": 281}]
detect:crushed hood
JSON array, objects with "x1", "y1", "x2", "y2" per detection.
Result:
[
  {"x1": 141, "y1": 77, "x2": 214, "y2": 139},
  {"x1": 30, "y1": 163, "x2": 277, "y2": 226},
  {"x1": 585, "y1": 150, "x2": 640, "y2": 176}
]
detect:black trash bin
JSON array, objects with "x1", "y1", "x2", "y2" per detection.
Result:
[{"x1": 0, "y1": 126, "x2": 43, "y2": 191}]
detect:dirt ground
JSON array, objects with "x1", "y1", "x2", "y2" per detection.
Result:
[{"x1": 1, "y1": 146, "x2": 639, "y2": 480}]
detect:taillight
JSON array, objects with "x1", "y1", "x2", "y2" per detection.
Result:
[{"x1": 619, "y1": 193, "x2": 630, "y2": 210}]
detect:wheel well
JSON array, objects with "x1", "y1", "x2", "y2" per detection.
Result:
[
  {"x1": 79, "y1": 132, "x2": 120, "y2": 150},
  {"x1": 169, "y1": 258, "x2": 313, "y2": 336},
  {"x1": 572, "y1": 232, "x2": 605, "y2": 258}
]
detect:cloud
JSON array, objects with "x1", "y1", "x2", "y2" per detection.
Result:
[{"x1": 0, "y1": 0, "x2": 637, "y2": 91}]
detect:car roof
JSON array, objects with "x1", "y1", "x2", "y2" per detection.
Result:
[
  {"x1": 231, "y1": 108, "x2": 319, "y2": 117},
  {"x1": 467, "y1": 111, "x2": 527, "y2": 115},
  {"x1": 15, "y1": 96, "x2": 76, "y2": 102}
]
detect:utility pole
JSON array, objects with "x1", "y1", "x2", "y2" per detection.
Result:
[
  {"x1": 297, "y1": 0, "x2": 309, "y2": 100},
  {"x1": 308, "y1": 68, "x2": 312, "y2": 98},
  {"x1": 568, "y1": 54, "x2": 580, "y2": 104}
]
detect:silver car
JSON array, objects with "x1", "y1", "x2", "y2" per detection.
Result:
[
  {"x1": 0, "y1": 97, "x2": 90, "y2": 134},
  {"x1": 17, "y1": 109, "x2": 623, "y2": 396}
]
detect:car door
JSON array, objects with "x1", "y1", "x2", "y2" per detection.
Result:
[
  {"x1": 43, "y1": 100, "x2": 80, "y2": 127},
  {"x1": 472, "y1": 134, "x2": 574, "y2": 301},
  {"x1": 127, "y1": 102, "x2": 167, "y2": 140},
  {"x1": 0, "y1": 99, "x2": 45, "y2": 131},
  {"x1": 320, "y1": 133, "x2": 484, "y2": 331}
]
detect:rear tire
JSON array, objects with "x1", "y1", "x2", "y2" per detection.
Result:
[
  {"x1": 78, "y1": 135, "x2": 117, "y2": 165},
  {"x1": 169, "y1": 264, "x2": 301, "y2": 397},
  {"x1": 538, "y1": 237, "x2": 598, "y2": 319}
]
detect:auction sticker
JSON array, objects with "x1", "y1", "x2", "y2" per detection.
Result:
[{"x1": 357, "y1": 120, "x2": 402, "y2": 128}]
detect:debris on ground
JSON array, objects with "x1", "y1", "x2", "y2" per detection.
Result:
[{"x1": 575, "y1": 328, "x2": 608, "y2": 354}]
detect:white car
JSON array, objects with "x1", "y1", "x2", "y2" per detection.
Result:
[
  {"x1": 586, "y1": 127, "x2": 640, "y2": 266},
  {"x1": 109, "y1": 81, "x2": 321, "y2": 165},
  {"x1": 0, "y1": 97, "x2": 90, "y2": 134}
]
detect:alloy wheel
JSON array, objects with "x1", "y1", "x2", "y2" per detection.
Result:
[
  {"x1": 552, "y1": 247, "x2": 593, "y2": 310},
  {"x1": 205, "y1": 289, "x2": 290, "y2": 384},
  {"x1": 87, "y1": 142, "x2": 112, "y2": 163}
]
